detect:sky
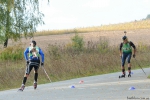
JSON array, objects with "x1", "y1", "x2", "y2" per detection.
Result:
[{"x1": 37, "y1": 0, "x2": 150, "y2": 31}]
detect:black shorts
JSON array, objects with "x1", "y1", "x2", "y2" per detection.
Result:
[
  {"x1": 25, "y1": 60, "x2": 40, "y2": 74},
  {"x1": 121, "y1": 52, "x2": 132, "y2": 66}
]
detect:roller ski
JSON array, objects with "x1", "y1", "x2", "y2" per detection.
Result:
[
  {"x1": 128, "y1": 73, "x2": 131, "y2": 77},
  {"x1": 18, "y1": 84, "x2": 25, "y2": 92},
  {"x1": 119, "y1": 74, "x2": 125, "y2": 78},
  {"x1": 34, "y1": 82, "x2": 37, "y2": 89}
]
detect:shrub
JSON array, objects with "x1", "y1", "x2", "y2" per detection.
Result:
[
  {"x1": 137, "y1": 41, "x2": 149, "y2": 52},
  {"x1": 47, "y1": 44, "x2": 61, "y2": 60},
  {"x1": 0, "y1": 45, "x2": 24, "y2": 61},
  {"x1": 71, "y1": 33, "x2": 84, "y2": 51},
  {"x1": 97, "y1": 37, "x2": 109, "y2": 53}
]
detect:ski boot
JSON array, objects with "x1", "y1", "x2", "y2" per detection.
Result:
[
  {"x1": 119, "y1": 74, "x2": 125, "y2": 78},
  {"x1": 33, "y1": 82, "x2": 37, "y2": 89},
  {"x1": 128, "y1": 72, "x2": 131, "y2": 77},
  {"x1": 18, "y1": 84, "x2": 25, "y2": 91}
]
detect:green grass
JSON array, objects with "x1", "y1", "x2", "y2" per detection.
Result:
[{"x1": 0, "y1": 37, "x2": 150, "y2": 91}]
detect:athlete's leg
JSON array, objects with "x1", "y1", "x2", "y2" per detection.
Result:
[
  {"x1": 121, "y1": 53, "x2": 127, "y2": 75},
  {"x1": 127, "y1": 53, "x2": 132, "y2": 77},
  {"x1": 33, "y1": 60, "x2": 40, "y2": 89},
  {"x1": 22, "y1": 64, "x2": 33, "y2": 85},
  {"x1": 19, "y1": 64, "x2": 33, "y2": 91},
  {"x1": 34, "y1": 68, "x2": 38, "y2": 83},
  {"x1": 127, "y1": 53, "x2": 132, "y2": 74}
]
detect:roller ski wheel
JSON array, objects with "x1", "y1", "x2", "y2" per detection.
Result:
[{"x1": 119, "y1": 74, "x2": 125, "y2": 78}]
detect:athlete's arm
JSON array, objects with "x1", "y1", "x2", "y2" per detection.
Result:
[
  {"x1": 119, "y1": 43, "x2": 123, "y2": 57},
  {"x1": 24, "y1": 48, "x2": 29, "y2": 61},
  {"x1": 130, "y1": 41, "x2": 136, "y2": 55},
  {"x1": 39, "y1": 48, "x2": 44, "y2": 63}
]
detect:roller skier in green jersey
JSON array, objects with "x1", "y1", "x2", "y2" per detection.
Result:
[{"x1": 119, "y1": 35, "x2": 136, "y2": 78}]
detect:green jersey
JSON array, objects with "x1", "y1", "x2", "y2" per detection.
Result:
[
  {"x1": 29, "y1": 46, "x2": 40, "y2": 57},
  {"x1": 122, "y1": 42, "x2": 132, "y2": 53}
]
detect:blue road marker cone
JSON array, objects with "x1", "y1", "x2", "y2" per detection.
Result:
[
  {"x1": 70, "y1": 85, "x2": 75, "y2": 88},
  {"x1": 129, "y1": 86, "x2": 135, "y2": 90}
]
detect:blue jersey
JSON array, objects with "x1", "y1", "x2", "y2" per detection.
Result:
[{"x1": 24, "y1": 46, "x2": 44, "y2": 62}]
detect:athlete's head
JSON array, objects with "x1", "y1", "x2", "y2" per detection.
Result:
[
  {"x1": 122, "y1": 36, "x2": 128, "y2": 43},
  {"x1": 30, "y1": 40, "x2": 36, "y2": 47}
]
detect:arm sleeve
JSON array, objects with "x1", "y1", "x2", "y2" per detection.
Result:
[
  {"x1": 24, "y1": 48, "x2": 29, "y2": 61},
  {"x1": 119, "y1": 43, "x2": 123, "y2": 51},
  {"x1": 130, "y1": 41, "x2": 136, "y2": 49},
  {"x1": 39, "y1": 48, "x2": 44, "y2": 62}
]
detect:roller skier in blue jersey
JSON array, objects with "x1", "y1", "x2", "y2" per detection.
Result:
[{"x1": 18, "y1": 40, "x2": 44, "y2": 91}]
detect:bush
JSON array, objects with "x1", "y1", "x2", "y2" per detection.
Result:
[
  {"x1": 47, "y1": 44, "x2": 61, "y2": 60},
  {"x1": 137, "y1": 41, "x2": 149, "y2": 52},
  {"x1": 71, "y1": 33, "x2": 84, "y2": 51},
  {"x1": 97, "y1": 37, "x2": 109, "y2": 53},
  {"x1": 0, "y1": 45, "x2": 24, "y2": 61}
]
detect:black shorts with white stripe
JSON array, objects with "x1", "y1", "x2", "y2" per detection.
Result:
[{"x1": 25, "y1": 60, "x2": 40, "y2": 74}]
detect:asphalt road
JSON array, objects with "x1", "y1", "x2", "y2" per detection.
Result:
[{"x1": 0, "y1": 68, "x2": 150, "y2": 100}]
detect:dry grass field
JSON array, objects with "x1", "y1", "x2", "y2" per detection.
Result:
[
  {"x1": 8, "y1": 29, "x2": 150, "y2": 50},
  {"x1": 6, "y1": 19, "x2": 150, "y2": 49}
]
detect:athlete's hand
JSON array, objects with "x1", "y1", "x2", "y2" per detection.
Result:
[
  {"x1": 120, "y1": 54, "x2": 122, "y2": 59},
  {"x1": 41, "y1": 62, "x2": 44, "y2": 66},
  {"x1": 26, "y1": 60, "x2": 29, "y2": 64},
  {"x1": 133, "y1": 54, "x2": 136, "y2": 58},
  {"x1": 120, "y1": 53, "x2": 122, "y2": 58}
]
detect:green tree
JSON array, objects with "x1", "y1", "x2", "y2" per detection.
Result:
[{"x1": 0, "y1": 0, "x2": 49, "y2": 47}]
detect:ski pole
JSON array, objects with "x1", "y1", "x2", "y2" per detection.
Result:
[
  {"x1": 41, "y1": 66, "x2": 52, "y2": 83},
  {"x1": 134, "y1": 58, "x2": 146, "y2": 75}
]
